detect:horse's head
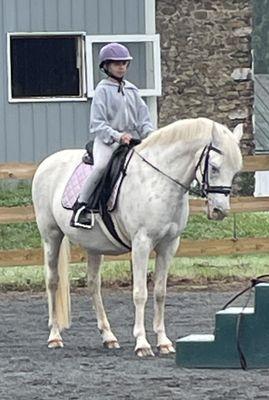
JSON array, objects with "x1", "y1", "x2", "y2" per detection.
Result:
[{"x1": 196, "y1": 123, "x2": 243, "y2": 221}]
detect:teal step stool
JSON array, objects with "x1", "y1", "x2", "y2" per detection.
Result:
[{"x1": 176, "y1": 283, "x2": 269, "y2": 368}]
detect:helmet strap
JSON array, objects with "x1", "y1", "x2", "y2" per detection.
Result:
[{"x1": 101, "y1": 63, "x2": 127, "y2": 95}]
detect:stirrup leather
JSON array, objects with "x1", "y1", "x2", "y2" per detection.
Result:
[{"x1": 74, "y1": 205, "x2": 95, "y2": 229}]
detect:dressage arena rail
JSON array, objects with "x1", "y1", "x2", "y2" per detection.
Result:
[{"x1": 0, "y1": 155, "x2": 269, "y2": 267}]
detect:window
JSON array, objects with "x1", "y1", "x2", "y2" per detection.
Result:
[
  {"x1": 7, "y1": 32, "x2": 87, "y2": 103},
  {"x1": 7, "y1": 33, "x2": 161, "y2": 102},
  {"x1": 86, "y1": 34, "x2": 161, "y2": 97}
]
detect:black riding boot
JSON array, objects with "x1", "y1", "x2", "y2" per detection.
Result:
[{"x1": 70, "y1": 200, "x2": 94, "y2": 229}]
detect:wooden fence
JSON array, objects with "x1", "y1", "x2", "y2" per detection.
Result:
[{"x1": 0, "y1": 155, "x2": 269, "y2": 267}]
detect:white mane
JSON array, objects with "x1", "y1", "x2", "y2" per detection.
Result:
[
  {"x1": 138, "y1": 118, "x2": 214, "y2": 149},
  {"x1": 137, "y1": 117, "x2": 242, "y2": 170}
]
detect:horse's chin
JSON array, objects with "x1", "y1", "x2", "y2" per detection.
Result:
[{"x1": 207, "y1": 207, "x2": 228, "y2": 221}]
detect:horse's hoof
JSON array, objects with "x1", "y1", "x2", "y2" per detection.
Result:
[
  {"x1": 48, "y1": 338, "x2": 64, "y2": 349},
  {"x1": 103, "y1": 340, "x2": 120, "y2": 349},
  {"x1": 157, "y1": 344, "x2": 175, "y2": 355},
  {"x1": 135, "y1": 347, "x2": 155, "y2": 357}
]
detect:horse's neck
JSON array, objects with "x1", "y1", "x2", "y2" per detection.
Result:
[{"x1": 141, "y1": 138, "x2": 209, "y2": 187}]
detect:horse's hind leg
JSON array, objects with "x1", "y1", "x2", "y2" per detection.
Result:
[
  {"x1": 153, "y1": 238, "x2": 179, "y2": 354},
  {"x1": 87, "y1": 252, "x2": 120, "y2": 349},
  {"x1": 43, "y1": 228, "x2": 70, "y2": 348}
]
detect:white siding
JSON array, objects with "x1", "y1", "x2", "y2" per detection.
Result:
[{"x1": 254, "y1": 74, "x2": 269, "y2": 153}]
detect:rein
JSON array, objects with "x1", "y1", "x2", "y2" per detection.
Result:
[
  {"x1": 133, "y1": 148, "x2": 199, "y2": 195},
  {"x1": 221, "y1": 275, "x2": 269, "y2": 370},
  {"x1": 133, "y1": 143, "x2": 232, "y2": 198}
]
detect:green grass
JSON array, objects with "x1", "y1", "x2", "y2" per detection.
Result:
[
  {"x1": 0, "y1": 223, "x2": 40, "y2": 250},
  {"x1": 1, "y1": 182, "x2": 269, "y2": 290},
  {"x1": 183, "y1": 212, "x2": 269, "y2": 240},
  {"x1": 1, "y1": 254, "x2": 269, "y2": 291},
  {"x1": 1, "y1": 212, "x2": 269, "y2": 251},
  {"x1": 0, "y1": 181, "x2": 32, "y2": 206}
]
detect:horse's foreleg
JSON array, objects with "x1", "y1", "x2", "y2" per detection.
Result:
[
  {"x1": 132, "y1": 231, "x2": 154, "y2": 357},
  {"x1": 87, "y1": 252, "x2": 120, "y2": 349},
  {"x1": 153, "y1": 237, "x2": 179, "y2": 354}
]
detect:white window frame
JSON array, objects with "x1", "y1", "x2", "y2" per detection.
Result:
[
  {"x1": 7, "y1": 31, "x2": 87, "y2": 103},
  {"x1": 86, "y1": 34, "x2": 161, "y2": 97}
]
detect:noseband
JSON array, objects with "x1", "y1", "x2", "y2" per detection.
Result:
[{"x1": 133, "y1": 142, "x2": 232, "y2": 198}]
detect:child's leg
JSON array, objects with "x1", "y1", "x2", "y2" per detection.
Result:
[{"x1": 78, "y1": 138, "x2": 118, "y2": 204}]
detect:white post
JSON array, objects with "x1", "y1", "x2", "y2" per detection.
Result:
[{"x1": 145, "y1": 0, "x2": 158, "y2": 129}]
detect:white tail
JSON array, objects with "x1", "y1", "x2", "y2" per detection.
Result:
[{"x1": 45, "y1": 236, "x2": 71, "y2": 331}]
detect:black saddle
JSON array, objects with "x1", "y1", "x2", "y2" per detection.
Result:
[
  {"x1": 86, "y1": 138, "x2": 141, "y2": 212},
  {"x1": 82, "y1": 138, "x2": 140, "y2": 250}
]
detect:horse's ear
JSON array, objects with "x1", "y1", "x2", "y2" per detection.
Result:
[
  {"x1": 211, "y1": 122, "x2": 222, "y2": 148},
  {"x1": 232, "y1": 123, "x2": 243, "y2": 143}
]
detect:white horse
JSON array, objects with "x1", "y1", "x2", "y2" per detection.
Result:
[{"x1": 32, "y1": 117, "x2": 243, "y2": 357}]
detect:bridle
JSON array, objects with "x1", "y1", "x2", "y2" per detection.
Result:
[
  {"x1": 133, "y1": 143, "x2": 232, "y2": 198},
  {"x1": 196, "y1": 143, "x2": 232, "y2": 198}
]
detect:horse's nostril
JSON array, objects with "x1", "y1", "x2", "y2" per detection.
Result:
[{"x1": 212, "y1": 208, "x2": 227, "y2": 220}]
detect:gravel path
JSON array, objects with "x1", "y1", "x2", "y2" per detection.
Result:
[{"x1": 0, "y1": 288, "x2": 268, "y2": 400}]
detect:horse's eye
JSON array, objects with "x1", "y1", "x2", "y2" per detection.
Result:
[{"x1": 211, "y1": 165, "x2": 219, "y2": 174}]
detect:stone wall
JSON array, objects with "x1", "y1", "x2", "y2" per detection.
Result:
[{"x1": 156, "y1": 0, "x2": 253, "y2": 155}]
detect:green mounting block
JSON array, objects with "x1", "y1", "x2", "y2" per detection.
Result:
[{"x1": 176, "y1": 283, "x2": 269, "y2": 369}]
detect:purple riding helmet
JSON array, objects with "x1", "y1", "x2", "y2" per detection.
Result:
[{"x1": 99, "y1": 43, "x2": 133, "y2": 68}]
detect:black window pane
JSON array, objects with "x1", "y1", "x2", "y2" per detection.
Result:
[{"x1": 11, "y1": 36, "x2": 80, "y2": 97}]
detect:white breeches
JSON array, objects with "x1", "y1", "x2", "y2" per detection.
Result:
[{"x1": 78, "y1": 137, "x2": 119, "y2": 204}]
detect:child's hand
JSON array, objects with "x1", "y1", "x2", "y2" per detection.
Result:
[{"x1": 120, "y1": 133, "x2": 132, "y2": 144}]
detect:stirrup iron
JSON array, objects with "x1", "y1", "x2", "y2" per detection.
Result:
[{"x1": 74, "y1": 205, "x2": 95, "y2": 229}]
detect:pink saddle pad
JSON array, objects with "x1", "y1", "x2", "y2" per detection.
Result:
[
  {"x1": 62, "y1": 153, "x2": 131, "y2": 211},
  {"x1": 62, "y1": 162, "x2": 93, "y2": 209}
]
